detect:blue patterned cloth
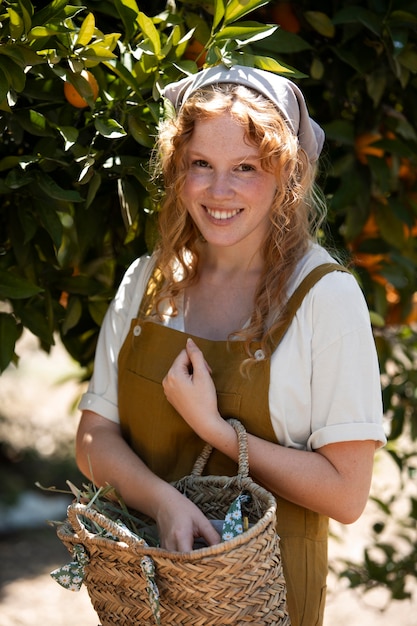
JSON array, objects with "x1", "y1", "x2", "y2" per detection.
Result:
[{"x1": 221, "y1": 494, "x2": 250, "y2": 541}]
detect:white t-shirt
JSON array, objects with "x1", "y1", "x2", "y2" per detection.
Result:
[{"x1": 79, "y1": 244, "x2": 386, "y2": 451}]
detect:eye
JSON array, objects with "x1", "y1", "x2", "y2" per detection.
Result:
[
  {"x1": 236, "y1": 162, "x2": 256, "y2": 172},
  {"x1": 192, "y1": 159, "x2": 210, "y2": 168}
]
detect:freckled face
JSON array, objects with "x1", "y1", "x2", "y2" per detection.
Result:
[{"x1": 182, "y1": 112, "x2": 278, "y2": 253}]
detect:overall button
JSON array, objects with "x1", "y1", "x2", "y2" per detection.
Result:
[
  {"x1": 133, "y1": 325, "x2": 142, "y2": 337},
  {"x1": 254, "y1": 349, "x2": 265, "y2": 361}
]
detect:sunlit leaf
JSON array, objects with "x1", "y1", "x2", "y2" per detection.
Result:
[
  {"x1": 137, "y1": 11, "x2": 161, "y2": 55},
  {"x1": 76, "y1": 12, "x2": 95, "y2": 47},
  {"x1": 223, "y1": 0, "x2": 270, "y2": 27},
  {"x1": 94, "y1": 117, "x2": 127, "y2": 139},
  {"x1": 213, "y1": 22, "x2": 278, "y2": 44},
  {"x1": 7, "y1": 8, "x2": 24, "y2": 41},
  {"x1": 253, "y1": 54, "x2": 301, "y2": 76},
  {"x1": 212, "y1": 0, "x2": 225, "y2": 31}
]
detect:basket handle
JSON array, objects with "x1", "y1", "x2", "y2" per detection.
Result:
[
  {"x1": 66, "y1": 502, "x2": 146, "y2": 549},
  {"x1": 191, "y1": 419, "x2": 249, "y2": 478}
]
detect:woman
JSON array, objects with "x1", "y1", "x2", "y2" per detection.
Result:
[{"x1": 76, "y1": 65, "x2": 386, "y2": 625}]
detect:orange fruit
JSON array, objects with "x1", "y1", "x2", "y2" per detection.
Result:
[
  {"x1": 64, "y1": 70, "x2": 99, "y2": 108},
  {"x1": 183, "y1": 38, "x2": 207, "y2": 68},
  {"x1": 355, "y1": 132, "x2": 384, "y2": 164},
  {"x1": 271, "y1": 2, "x2": 301, "y2": 34}
]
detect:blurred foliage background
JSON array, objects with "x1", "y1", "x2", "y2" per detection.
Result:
[{"x1": 0, "y1": 0, "x2": 416, "y2": 605}]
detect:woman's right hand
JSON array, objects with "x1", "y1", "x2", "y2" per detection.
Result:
[
  {"x1": 155, "y1": 490, "x2": 221, "y2": 552},
  {"x1": 76, "y1": 410, "x2": 220, "y2": 552}
]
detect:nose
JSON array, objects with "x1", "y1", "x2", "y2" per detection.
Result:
[{"x1": 209, "y1": 171, "x2": 235, "y2": 199}]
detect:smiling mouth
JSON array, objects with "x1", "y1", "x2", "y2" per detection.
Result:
[{"x1": 205, "y1": 207, "x2": 242, "y2": 220}]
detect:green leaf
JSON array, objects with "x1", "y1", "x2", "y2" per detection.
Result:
[
  {"x1": 322, "y1": 120, "x2": 355, "y2": 144},
  {"x1": 4, "y1": 168, "x2": 35, "y2": 190},
  {"x1": 0, "y1": 54, "x2": 26, "y2": 92},
  {"x1": 18, "y1": 205, "x2": 38, "y2": 243},
  {"x1": 15, "y1": 302, "x2": 55, "y2": 347},
  {"x1": 94, "y1": 117, "x2": 127, "y2": 139},
  {"x1": 253, "y1": 54, "x2": 302, "y2": 76},
  {"x1": 0, "y1": 156, "x2": 21, "y2": 172},
  {"x1": 214, "y1": 22, "x2": 278, "y2": 44},
  {"x1": 375, "y1": 202, "x2": 406, "y2": 249},
  {"x1": 82, "y1": 43, "x2": 118, "y2": 62},
  {"x1": 35, "y1": 172, "x2": 83, "y2": 203},
  {"x1": 37, "y1": 203, "x2": 63, "y2": 248},
  {"x1": 369, "y1": 311, "x2": 385, "y2": 327},
  {"x1": 0, "y1": 313, "x2": 21, "y2": 372},
  {"x1": 254, "y1": 28, "x2": 311, "y2": 55},
  {"x1": 28, "y1": 25, "x2": 70, "y2": 38},
  {"x1": 57, "y1": 275, "x2": 103, "y2": 296},
  {"x1": 304, "y1": 11, "x2": 335, "y2": 38},
  {"x1": 114, "y1": 0, "x2": 140, "y2": 41},
  {"x1": 76, "y1": 12, "x2": 95, "y2": 47},
  {"x1": 56, "y1": 125, "x2": 79, "y2": 150},
  {"x1": 17, "y1": 0, "x2": 33, "y2": 33},
  {"x1": 86, "y1": 171, "x2": 101, "y2": 208},
  {"x1": 62, "y1": 296, "x2": 82, "y2": 334},
  {"x1": 223, "y1": 0, "x2": 270, "y2": 27},
  {"x1": 32, "y1": 0, "x2": 76, "y2": 27},
  {"x1": 398, "y1": 47, "x2": 417, "y2": 73},
  {"x1": 118, "y1": 178, "x2": 139, "y2": 230},
  {"x1": 7, "y1": 7, "x2": 24, "y2": 41},
  {"x1": 128, "y1": 114, "x2": 155, "y2": 148},
  {"x1": 389, "y1": 10, "x2": 417, "y2": 28},
  {"x1": 137, "y1": 11, "x2": 161, "y2": 55},
  {"x1": 102, "y1": 59, "x2": 144, "y2": 95},
  {"x1": 366, "y1": 71, "x2": 387, "y2": 107},
  {"x1": 212, "y1": 0, "x2": 225, "y2": 31},
  {"x1": 333, "y1": 6, "x2": 382, "y2": 36},
  {"x1": 88, "y1": 299, "x2": 108, "y2": 327},
  {"x1": 0, "y1": 66, "x2": 9, "y2": 103},
  {"x1": 14, "y1": 109, "x2": 53, "y2": 137},
  {"x1": 0, "y1": 269, "x2": 43, "y2": 299}
]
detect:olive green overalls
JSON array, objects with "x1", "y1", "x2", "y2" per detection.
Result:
[{"x1": 118, "y1": 263, "x2": 347, "y2": 626}]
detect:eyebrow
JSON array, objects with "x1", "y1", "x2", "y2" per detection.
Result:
[{"x1": 187, "y1": 149, "x2": 261, "y2": 161}]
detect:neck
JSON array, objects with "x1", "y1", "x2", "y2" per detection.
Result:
[{"x1": 196, "y1": 241, "x2": 264, "y2": 280}]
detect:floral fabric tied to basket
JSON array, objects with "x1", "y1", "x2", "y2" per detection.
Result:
[{"x1": 56, "y1": 419, "x2": 291, "y2": 625}]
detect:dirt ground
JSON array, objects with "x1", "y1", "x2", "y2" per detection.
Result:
[{"x1": 0, "y1": 331, "x2": 416, "y2": 625}]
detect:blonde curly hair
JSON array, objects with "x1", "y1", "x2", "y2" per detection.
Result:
[{"x1": 149, "y1": 82, "x2": 327, "y2": 362}]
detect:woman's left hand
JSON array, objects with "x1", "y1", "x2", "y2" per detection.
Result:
[{"x1": 162, "y1": 338, "x2": 224, "y2": 442}]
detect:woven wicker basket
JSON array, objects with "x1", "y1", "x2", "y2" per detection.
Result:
[{"x1": 57, "y1": 419, "x2": 290, "y2": 625}]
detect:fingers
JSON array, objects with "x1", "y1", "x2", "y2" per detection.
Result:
[
  {"x1": 200, "y1": 519, "x2": 221, "y2": 547},
  {"x1": 162, "y1": 519, "x2": 221, "y2": 552},
  {"x1": 186, "y1": 337, "x2": 212, "y2": 374}
]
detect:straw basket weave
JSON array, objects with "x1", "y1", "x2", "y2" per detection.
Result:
[{"x1": 57, "y1": 419, "x2": 290, "y2": 625}]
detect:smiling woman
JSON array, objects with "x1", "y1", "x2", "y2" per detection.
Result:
[
  {"x1": 181, "y1": 112, "x2": 278, "y2": 253},
  {"x1": 76, "y1": 64, "x2": 386, "y2": 626}
]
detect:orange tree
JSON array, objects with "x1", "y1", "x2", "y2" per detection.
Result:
[
  {"x1": 1, "y1": 0, "x2": 416, "y2": 602},
  {"x1": 258, "y1": 0, "x2": 417, "y2": 601}
]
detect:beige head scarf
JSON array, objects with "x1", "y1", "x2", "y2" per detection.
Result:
[{"x1": 163, "y1": 64, "x2": 325, "y2": 162}]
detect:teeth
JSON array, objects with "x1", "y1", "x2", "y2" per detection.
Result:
[{"x1": 206, "y1": 208, "x2": 240, "y2": 220}]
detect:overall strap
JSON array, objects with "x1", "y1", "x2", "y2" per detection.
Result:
[{"x1": 270, "y1": 262, "x2": 351, "y2": 349}]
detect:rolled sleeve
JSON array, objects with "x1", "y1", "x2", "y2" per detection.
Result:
[
  {"x1": 78, "y1": 255, "x2": 154, "y2": 422},
  {"x1": 270, "y1": 270, "x2": 386, "y2": 450}
]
